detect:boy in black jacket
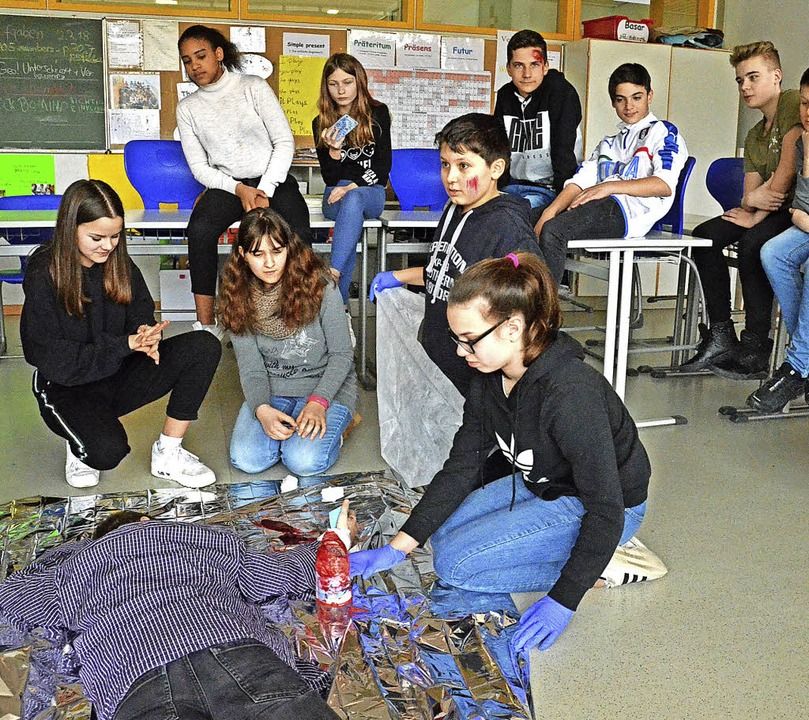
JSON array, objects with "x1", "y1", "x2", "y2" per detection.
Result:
[
  {"x1": 494, "y1": 29, "x2": 582, "y2": 214},
  {"x1": 369, "y1": 113, "x2": 544, "y2": 395}
]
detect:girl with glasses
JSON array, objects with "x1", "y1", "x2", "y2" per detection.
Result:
[{"x1": 349, "y1": 252, "x2": 658, "y2": 655}]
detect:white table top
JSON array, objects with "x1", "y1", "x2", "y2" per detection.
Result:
[
  {"x1": 568, "y1": 233, "x2": 712, "y2": 252},
  {"x1": 381, "y1": 210, "x2": 443, "y2": 228}
]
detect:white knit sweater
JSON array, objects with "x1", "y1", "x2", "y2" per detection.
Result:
[{"x1": 176, "y1": 68, "x2": 294, "y2": 197}]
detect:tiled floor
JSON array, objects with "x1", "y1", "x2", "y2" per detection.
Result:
[{"x1": 1, "y1": 311, "x2": 807, "y2": 719}]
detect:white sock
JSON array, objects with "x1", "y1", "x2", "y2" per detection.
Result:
[{"x1": 157, "y1": 433, "x2": 183, "y2": 451}]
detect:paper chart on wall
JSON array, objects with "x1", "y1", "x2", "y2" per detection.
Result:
[
  {"x1": 143, "y1": 19, "x2": 179, "y2": 71},
  {"x1": 109, "y1": 109, "x2": 160, "y2": 145},
  {"x1": 107, "y1": 20, "x2": 142, "y2": 69},
  {"x1": 278, "y1": 55, "x2": 327, "y2": 136},
  {"x1": 231, "y1": 26, "x2": 266, "y2": 53},
  {"x1": 367, "y1": 68, "x2": 491, "y2": 148}
]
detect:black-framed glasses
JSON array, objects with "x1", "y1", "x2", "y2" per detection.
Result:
[{"x1": 448, "y1": 317, "x2": 509, "y2": 354}]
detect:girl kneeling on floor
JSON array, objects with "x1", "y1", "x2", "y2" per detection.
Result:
[
  {"x1": 350, "y1": 252, "x2": 654, "y2": 653},
  {"x1": 21, "y1": 180, "x2": 222, "y2": 489},
  {"x1": 219, "y1": 207, "x2": 357, "y2": 476}
]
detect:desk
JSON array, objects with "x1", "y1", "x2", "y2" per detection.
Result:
[
  {"x1": 0, "y1": 210, "x2": 381, "y2": 389},
  {"x1": 568, "y1": 234, "x2": 712, "y2": 428},
  {"x1": 378, "y1": 211, "x2": 441, "y2": 272}
]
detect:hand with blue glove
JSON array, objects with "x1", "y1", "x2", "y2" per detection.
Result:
[
  {"x1": 369, "y1": 271, "x2": 403, "y2": 302},
  {"x1": 348, "y1": 545, "x2": 406, "y2": 578},
  {"x1": 511, "y1": 596, "x2": 574, "y2": 654}
]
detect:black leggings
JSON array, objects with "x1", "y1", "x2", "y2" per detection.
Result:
[
  {"x1": 691, "y1": 210, "x2": 792, "y2": 338},
  {"x1": 187, "y1": 175, "x2": 311, "y2": 296},
  {"x1": 33, "y1": 331, "x2": 222, "y2": 470}
]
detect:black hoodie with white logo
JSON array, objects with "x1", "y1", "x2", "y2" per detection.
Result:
[
  {"x1": 401, "y1": 332, "x2": 650, "y2": 610},
  {"x1": 494, "y1": 69, "x2": 583, "y2": 193},
  {"x1": 421, "y1": 192, "x2": 543, "y2": 395}
]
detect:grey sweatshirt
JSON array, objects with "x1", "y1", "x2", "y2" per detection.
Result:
[
  {"x1": 793, "y1": 136, "x2": 809, "y2": 213},
  {"x1": 231, "y1": 283, "x2": 357, "y2": 415},
  {"x1": 176, "y1": 68, "x2": 294, "y2": 198}
]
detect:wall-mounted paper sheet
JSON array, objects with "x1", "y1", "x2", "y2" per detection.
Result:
[
  {"x1": 348, "y1": 29, "x2": 396, "y2": 69},
  {"x1": 278, "y1": 55, "x2": 327, "y2": 136},
  {"x1": 109, "y1": 109, "x2": 160, "y2": 145},
  {"x1": 143, "y1": 19, "x2": 179, "y2": 72},
  {"x1": 107, "y1": 20, "x2": 142, "y2": 69},
  {"x1": 231, "y1": 26, "x2": 266, "y2": 53},
  {"x1": 282, "y1": 32, "x2": 330, "y2": 58},
  {"x1": 396, "y1": 33, "x2": 441, "y2": 69}
]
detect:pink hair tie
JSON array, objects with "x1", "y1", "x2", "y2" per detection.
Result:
[{"x1": 505, "y1": 252, "x2": 520, "y2": 268}]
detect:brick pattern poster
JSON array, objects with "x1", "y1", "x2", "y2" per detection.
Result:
[{"x1": 367, "y1": 68, "x2": 491, "y2": 149}]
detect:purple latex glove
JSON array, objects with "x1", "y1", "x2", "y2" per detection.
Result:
[
  {"x1": 348, "y1": 545, "x2": 406, "y2": 578},
  {"x1": 369, "y1": 271, "x2": 403, "y2": 302},
  {"x1": 512, "y1": 596, "x2": 574, "y2": 653}
]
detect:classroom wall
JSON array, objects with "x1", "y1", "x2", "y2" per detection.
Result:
[{"x1": 721, "y1": 0, "x2": 808, "y2": 149}]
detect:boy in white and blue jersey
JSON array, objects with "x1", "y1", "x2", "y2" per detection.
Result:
[{"x1": 535, "y1": 63, "x2": 688, "y2": 283}]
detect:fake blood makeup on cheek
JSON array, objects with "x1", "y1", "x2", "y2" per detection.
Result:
[{"x1": 466, "y1": 176, "x2": 479, "y2": 194}]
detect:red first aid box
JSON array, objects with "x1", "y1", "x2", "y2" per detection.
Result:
[{"x1": 582, "y1": 16, "x2": 653, "y2": 43}]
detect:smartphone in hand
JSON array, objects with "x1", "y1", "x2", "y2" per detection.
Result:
[{"x1": 332, "y1": 114, "x2": 359, "y2": 142}]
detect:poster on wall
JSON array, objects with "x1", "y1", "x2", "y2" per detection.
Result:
[
  {"x1": 109, "y1": 109, "x2": 160, "y2": 145},
  {"x1": 107, "y1": 19, "x2": 142, "y2": 69},
  {"x1": 278, "y1": 55, "x2": 328, "y2": 136},
  {"x1": 396, "y1": 33, "x2": 441, "y2": 69},
  {"x1": 282, "y1": 33, "x2": 330, "y2": 58},
  {"x1": 231, "y1": 26, "x2": 266, "y2": 53},
  {"x1": 109, "y1": 73, "x2": 161, "y2": 110},
  {"x1": 143, "y1": 19, "x2": 180, "y2": 71},
  {"x1": 0, "y1": 155, "x2": 56, "y2": 197},
  {"x1": 441, "y1": 36, "x2": 484, "y2": 71},
  {"x1": 348, "y1": 29, "x2": 396, "y2": 68},
  {"x1": 495, "y1": 29, "x2": 516, "y2": 90}
]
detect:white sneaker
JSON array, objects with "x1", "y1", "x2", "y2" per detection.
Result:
[
  {"x1": 65, "y1": 443, "x2": 100, "y2": 488},
  {"x1": 599, "y1": 536, "x2": 668, "y2": 588},
  {"x1": 151, "y1": 442, "x2": 216, "y2": 488},
  {"x1": 191, "y1": 321, "x2": 224, "y2": 341},
  {"x1": 345, "y1": 310, "x2": 356, "y2": 349}
]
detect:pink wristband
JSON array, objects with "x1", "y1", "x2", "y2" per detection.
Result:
[{"x1": 307, "y1": 394, "x2": 330, "y2": 410}]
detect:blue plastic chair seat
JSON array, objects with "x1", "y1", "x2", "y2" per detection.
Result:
[
  {"x1": 706, "y1": 157, "x2": 744, "y2": 212},
  {"x1": 388, "y1": 148, "x2": 448, "y2": 211},
  {"x1": 124, "y1": 140, "x2": 204, "y2": 210}
]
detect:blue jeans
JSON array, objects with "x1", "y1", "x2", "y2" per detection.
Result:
[
  {"x1": 321, "y1": 181, "x2": 386, "y2": 302},
  {"x1": 503, "y1": 183, "x2": 557, "y2": 210},
  {"x1": 429, "y1": 474, "x2": 646, "y2": 613},
  {"x1": 230, "y1": 397, "x2": 352, "y2": 476},
  {"x1": 113, "y1": 640, "x2": 337, "y2": 720},
  {"x1": 761, "y1": 225, "x2": 809, "y2": 376}
]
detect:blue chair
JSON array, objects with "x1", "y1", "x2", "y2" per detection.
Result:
[
  {"x1": 388, "y1": 149, "x2": 448, "y2": 211},
  {"x1": 124, "y1": 140, "x2": 203, "y2": 210},
  {"x1": 0, "y1": 194, "x2": 63, "y2": 355},
  {"x1": 653, "y1": 155, "x2": 697, "y2": 233},
  {"x1": 706, "y1": 157, "x2": 745, "y2": 212}
]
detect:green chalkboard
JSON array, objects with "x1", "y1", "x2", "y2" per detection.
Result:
[{"x1": 0, "y1": 14, "x2": 105, "y2": 150}]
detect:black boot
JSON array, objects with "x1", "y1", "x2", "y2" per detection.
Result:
[
  {"x1": 678, "y1": 320, "x2": 737, "y2": 371},
  {"x1": 710, "y1": 329, "x2": 773, "y2": 380}
]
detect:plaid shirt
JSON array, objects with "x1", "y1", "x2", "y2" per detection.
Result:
[{"x1": 0, "y1": 521, "x2": 320, "y2": 720}]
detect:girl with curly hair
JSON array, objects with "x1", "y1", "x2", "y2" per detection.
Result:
[{"x1": 219, "y1": 208, "x2": 357, "y2": 476}]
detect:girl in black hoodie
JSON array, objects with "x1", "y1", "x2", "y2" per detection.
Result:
[{"x1": 350, "y1": 252, "x2": 653, "y2": 653}]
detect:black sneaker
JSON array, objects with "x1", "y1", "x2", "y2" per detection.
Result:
[
  {"x1": 678, "y1": 320, "x2": 737, "y2": 371},
  {"x1": 710, "y1": 330, "x2": 772, "y2": 380},
  {"x1": 746, "y1": 362, "x2": 806, "y2": 413}
]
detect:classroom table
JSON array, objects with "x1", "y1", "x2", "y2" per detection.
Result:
[
  {"x1": 0, "y1": 209, "x2": 381, "y2": 389},
  {"x1": 378, "y1": 210, "x2": 441, "y2": 272},
  {"x1": 568, "y1": 234, "x2": 712, "y2": 429}
]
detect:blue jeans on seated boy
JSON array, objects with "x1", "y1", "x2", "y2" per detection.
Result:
[
  {"x1": 760, "y1": 225, "x2": 809, "y2": 376},
  {"x1": 503, "y1": 183, "x2": 557, "y2": 210},
  {"x1": 230, "y1": 397, "x2": 352, "y2": 476},
  {"x1": 322, "y1": 180, "x2": 386, "y2": 302},
  {"x1": 428, "y1": 474, "x2": 646, "y2": 617},
  {"x1": 113, "y1": 640, "x2": 337, "y2": 720}
]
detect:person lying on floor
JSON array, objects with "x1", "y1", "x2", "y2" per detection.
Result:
[{"x1": 0, "y1": 509, "x2": 351, "y2": 720}]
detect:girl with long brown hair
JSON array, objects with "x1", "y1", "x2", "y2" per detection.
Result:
[
  {"x1": 219, "y1": 208, "x2": 357, "y2": 476},
  {"x1": 20, "y1": 180, "x2": 221, "y2": 489},
  {"x1": 312, "y1": 53, "x2": 391, "y2": 303}
]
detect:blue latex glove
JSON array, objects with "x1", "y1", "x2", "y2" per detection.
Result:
[
  {"x1": 349, "y1": 545, "x2": 406, "y2": 578},
  {"x1": 511, "y1": 596, "x2": 574, "y2": 653},
  {"x1": 369, "y1": 271, "x2": 403, "y2": 302}
]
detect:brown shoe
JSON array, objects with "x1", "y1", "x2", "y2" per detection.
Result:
[{"x1": 342, "y1": 413, "x2": 362, "y2": 442}]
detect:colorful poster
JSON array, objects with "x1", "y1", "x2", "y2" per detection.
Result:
[
  {"x1": 348, "y1": 29, "x2": 396, "y2": 69},
  {"x1": 396, "y1": 33, "x2": 441, "y2": 69},
  {"x1": 278, "y1": 55, "x2": 327, "y2": 136},
  {"x1": 282, "y1": 32, "x2": 330, "y2": 58},
  {"x1": 0, "y1": 154, "x2": 56, "y2": 197},
  {"x1": 109, "y1": 73, "x2": 161, "y2": 110},
  {"x1": 441, "y1": 36, "x2": 484, "y2": 71}
]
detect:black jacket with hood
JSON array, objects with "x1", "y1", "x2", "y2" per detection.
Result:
[
  {"x1": 421, "y1": 192, "x2": 543, "y2": 395},
  {"x1": 494, "y1": 69, "x2": 582, "y2": 193},
  {"x1": 401, "y1": 332, "x2": 651, "y2": 611}
]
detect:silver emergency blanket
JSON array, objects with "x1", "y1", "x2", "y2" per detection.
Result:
[
  {"x1": 0, "y1": 473, "x2": 533, "y2": 720},
  {"x1": 376, "y1": 288, "x2": 464, "y2": 488}
]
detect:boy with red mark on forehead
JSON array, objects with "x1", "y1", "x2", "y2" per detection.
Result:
[
  {"x1": 369, "y1": 113, "x2": 544, "y2": 395},
  {"x1": 494, "y1": 29, "x2": 583, "y2": 216},
  {"x1": 536, "y1": 63, "x2": 688, "y2": 283}
]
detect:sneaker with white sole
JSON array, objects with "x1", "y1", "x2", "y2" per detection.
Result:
[
  {"x1": 65, "y1": 443, "x2": 100, "y2": 488},
  {"x1": 151, "y1": 442, "x2": 216, "y2": 488},
  {"x1": 599, "y1": 536, "x2": 668, "y2": 588},
  {"x1": 191, "y1": 321, "x2": 224, "y2": 341}
]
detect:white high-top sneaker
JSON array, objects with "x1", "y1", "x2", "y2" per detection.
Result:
[
  {"x1": 65, "y1": 442, "x2": 100, "y2": 488},
  {"x1": 151, "y1": 442, "x2": 216, "y2": 488},
  {"x1": 599, "y1": 536, "x2": 668, "y2": 588},
  {"x1": 191, "y1": 321, "x2": 224, "y2": 341}
]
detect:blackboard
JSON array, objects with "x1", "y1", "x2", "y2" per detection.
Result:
[{"x1": 0, "y1": 14, "x2": 105, "y2": 150}]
